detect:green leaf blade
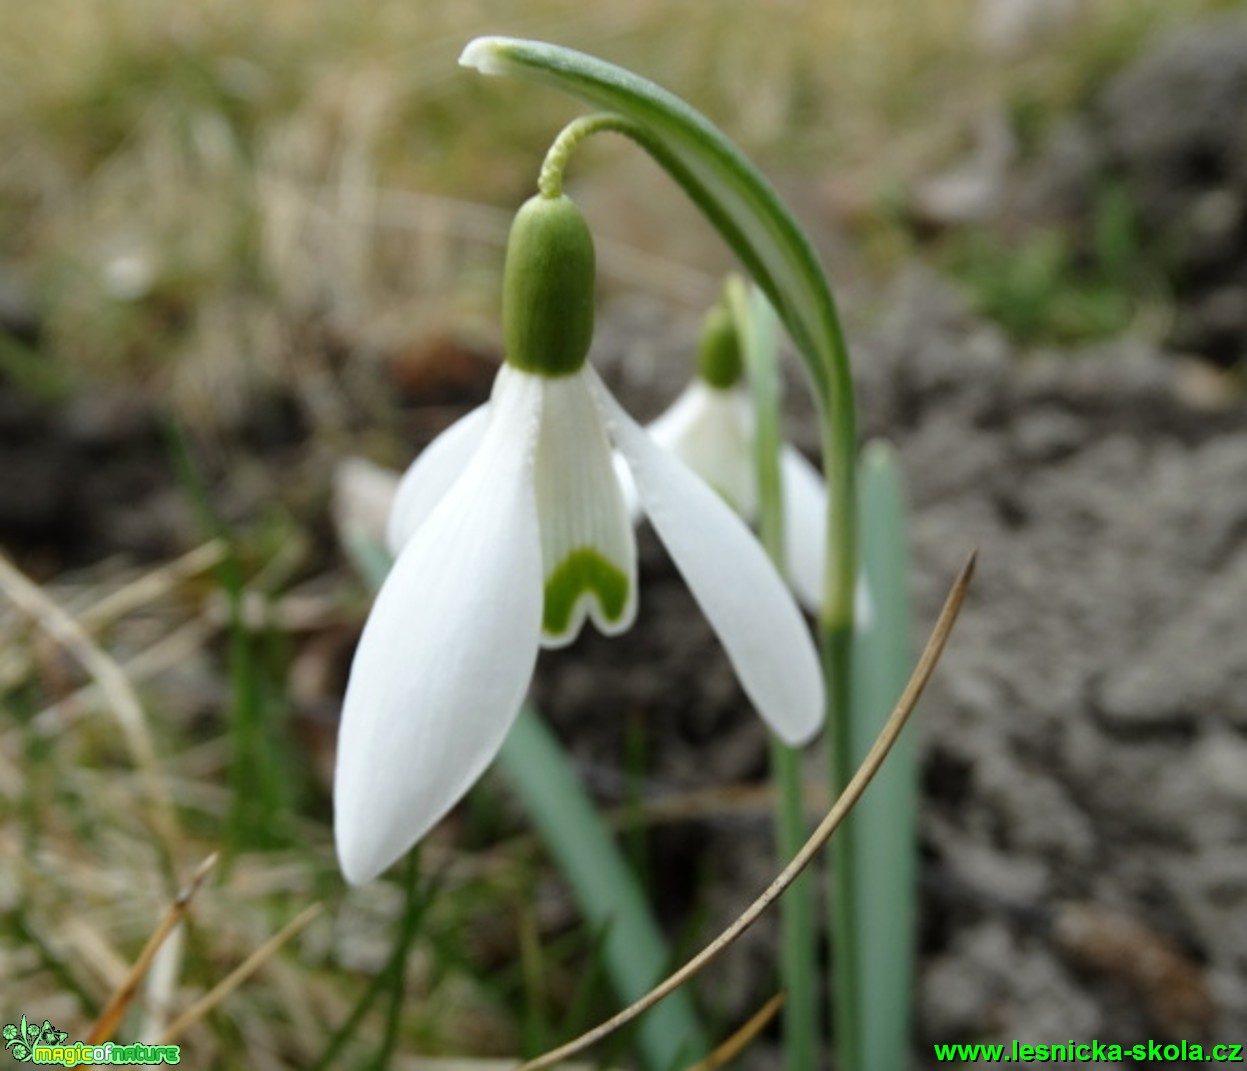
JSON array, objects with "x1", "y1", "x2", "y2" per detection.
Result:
[
  {"x1": 849, "y1": 440, "x2": 918, "y2": 1071},
  {"x1": 499, "y1": 709, "x2": 707, "y2": 1071}
]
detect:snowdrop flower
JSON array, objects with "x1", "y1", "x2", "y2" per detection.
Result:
[
  {"x1": 335, "y1": 194, "x2": 824, "y2": 884},
  {"x1": 622, "y1": 304, "x2": 874, "y2": 625}
]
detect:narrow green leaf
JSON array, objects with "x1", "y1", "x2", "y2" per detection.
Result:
[
  {"x1": 312, "y1": 854, "x2": 430, "y2": 1071},
  {"x1": 848, "y1": 440, "x2": 917, "y2": 1071},
  {"x1": 498, "y1": 709, "x2": 706, "y2": 1071},
  {"x1": 459, "y1": 35, "x2": 857, "y2": 629},
  {"x1": 164, "y1": 418, "x2": 291, "y2": 859},
  {"x1": 370, "y1": 853, "x2": 426, "y2": 1071}
]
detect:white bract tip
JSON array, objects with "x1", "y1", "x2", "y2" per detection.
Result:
[{"x1": 458, "y1": 37, "x2": 513, "y2": 75}]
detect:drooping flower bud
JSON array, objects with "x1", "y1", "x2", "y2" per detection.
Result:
[
  {"x1": 695, "y1": 303, "x2": 743, "y2": 388},
  {"x1": 503, "y1": 194, "x2": 596, "y2": 377}
]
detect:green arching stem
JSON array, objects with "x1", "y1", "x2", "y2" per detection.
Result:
[
  {"x1": 729, "y1": 277, "x2": 819, "y2": 1071},
  {"x1": 536, "y1": 75, "x2": 862, "y2": 1071},
  {"x1": 539, "y1": 113, "x2": 643, "y2": 199}
]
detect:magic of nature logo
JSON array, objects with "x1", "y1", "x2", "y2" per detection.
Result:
[{"x1": 4, "y1": 1017, "x2": 180, "y2": 1066}]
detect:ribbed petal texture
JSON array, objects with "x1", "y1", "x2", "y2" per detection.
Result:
[
  {"x1": 533, "y1": 369, "x2": 637, "y2": 648},
  {"x1": 335, "y1": 367, "x2": 544, "y2": 884}
]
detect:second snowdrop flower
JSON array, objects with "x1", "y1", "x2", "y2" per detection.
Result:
[
  {"x1": 629, "y1": 302, "x2": 873, "y2": 624},
  {"x1": 335, "y1": 193, "x2": 825, "y2": 885}
]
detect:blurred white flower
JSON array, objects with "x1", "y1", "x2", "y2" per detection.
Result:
[
  {"x1": 332, "y1": 456, "x2": 403, "y2": 553},
  {"x1": 619, "y1": 304, "x2": 873, "y2": 626}
]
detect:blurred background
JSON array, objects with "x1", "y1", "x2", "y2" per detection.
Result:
[{"x1": 2, "y1": 0, "x2": 1246, "y2": 1067}]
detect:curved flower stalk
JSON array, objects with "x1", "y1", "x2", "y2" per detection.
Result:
[{"x1": 335, "y1": 193, "x2": 824, "y2": 886}]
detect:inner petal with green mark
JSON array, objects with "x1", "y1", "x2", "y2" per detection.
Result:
[
  {"x1": 531, "y1": 368, "x2": 638, "y2": 649},
  {"x1": 543, "y1": 547, "x2": 630, "y2": 637}
]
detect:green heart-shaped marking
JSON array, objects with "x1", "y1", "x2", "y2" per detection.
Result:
[{"x1": 543, "y1": 548, "x2": 628, "y2": 636}]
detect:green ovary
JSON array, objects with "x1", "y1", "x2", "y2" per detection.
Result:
[{"x1": 543, "y1": 548, "x2": 629, "y2": 636}]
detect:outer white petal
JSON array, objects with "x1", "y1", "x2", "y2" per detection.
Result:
[
  {"x1": 587, "y1": 369, "x2": 824, "y2": 746},
  {"x1": 534, "y1": 369, "x2": 637, "y2": 649},
  {"x1": 614, "y1": 450, "x2": 641, "y2": 523},
  {"x1": 644, "y1": 382, "x2": 704, "y2": 450},
  {"x1": 335, "y1": 367, "x2": 543, "y2": 884},
  {"x1": 386, "y1": 404, "x2": 491, "y2": 555},
  {"x1": 781, "y1": 445, "x2": 875, "y2": 628},
  {"x1": 647, "y1": 382, "x2": 756, "y2": 518}
]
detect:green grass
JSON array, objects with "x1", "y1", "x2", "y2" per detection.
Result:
[{"x1": 942, "y1": 182, "x2": 1144, "y2": 347}]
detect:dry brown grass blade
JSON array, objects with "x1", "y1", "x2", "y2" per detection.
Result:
[
  {"x1": 0, "y1": 552, "x2": 180, "y2": 854},
  {"x1": 87, "y1": 853, "x2": 219, "y2": 1044},
  {"x1": 685, "y1": 991, "x2": 786, "y2": 1071},
  {"x1": 26, "y1": 615, "x2": 220, "y2": 739},
  {"x1": 157, "y1": 902, "x2": 324, "y2": 1045},
  {"x1": 0, "y1": 541, "x2": 224, "y2": 698},
  {"x1": 517, "y1": 551, "x2": 977, "y2": 1071},
  {"x1": 79, "y1": 540, "x2": 226, "y2": 630}
]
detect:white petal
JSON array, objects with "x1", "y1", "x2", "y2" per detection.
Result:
[
  {"x1": 335, "y1": 366, "x2": 543, "y2": 884},
  {"x1": 647, "y1": 382, "x2": 757, "y2": 518},
  {"x1": 781, "y1": 444, "x2": 829, "y2": 614},
  {"x1": 781, "y1": 445, "x2": 875, "y2": 628},
  {"x1": 334, "y1": 457, "x2": 400, "y2": 552},
  {"x1": 614, "y1": 449, "x2": 641, "y2": 523},
  {"x1": 588, "y1": 370, "x2": 824, "y2": 745},
  {"x1": 386, "y1": 404, "x2": 491, "y2": 555},
  {"x1": 644, "y1": 382, "x2": 705, "y2": 450},
  {"x1": 534, "y1": 369, "x2": 637, "y2": 649}
]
